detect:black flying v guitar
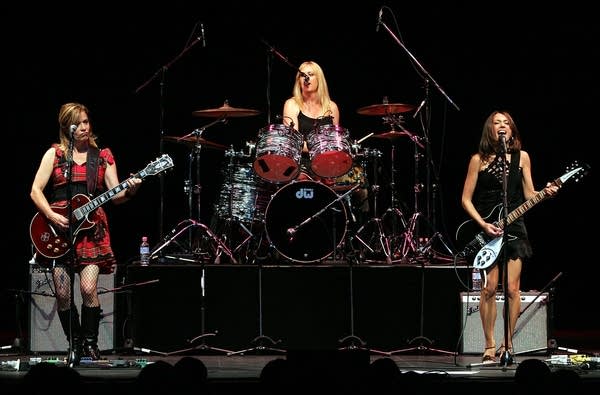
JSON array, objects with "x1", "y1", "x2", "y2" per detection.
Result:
[
  {"x1": 30, "y1": 154, "x2": 174, "y2": 259},
  {"x1": 455, "y1": 161, "x2": 589, "y2": 269}
]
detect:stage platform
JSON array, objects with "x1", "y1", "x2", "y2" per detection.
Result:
[{"x1": 1, "y1": 350, "x2": 599, "y2": 394}]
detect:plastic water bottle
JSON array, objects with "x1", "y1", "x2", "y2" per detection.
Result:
[
  {"x1": 139, "y1": 236, "x2": 150, "y2": 265},
  {"x1": 472, "y1": 268, "x2": 482, "y2": 291}
]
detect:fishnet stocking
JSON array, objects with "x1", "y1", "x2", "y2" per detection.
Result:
[{"x1": 53, "y1": 264, "x2": 100, "y2": 310}]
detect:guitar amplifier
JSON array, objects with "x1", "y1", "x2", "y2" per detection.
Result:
[
  {"x1": 28, "y1": 265, "x2": 115, "y2": 352},
  {"x1": 459, "y1": 291, "x2": 550, "y2": 354}
]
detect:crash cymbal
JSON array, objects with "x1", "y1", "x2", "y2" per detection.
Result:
[
  {"x1": 162, "y1": 135, "x2": 228, "y2": 150},
  {"x1": 357, "y1": 103, "x2": 415, "y2": 116},
  {"x1": 192, "y1": 101, "x2": 260, "y2": 118}
]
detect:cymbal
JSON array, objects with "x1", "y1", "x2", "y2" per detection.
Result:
[
  {"x1": 162, "y1": 135, "x2": 228, "y2": 150},
  {"x1": 357, "y1": 103, "x2": 415, "y2": 116},
  {"x1": 371, "y1": 130, "x2": 424, "y2": 149},
  {"x1": 192, "y1": 101, "x2": 260, "y2": 118},
  {"x1": 371, "y1": 130, "x2": 412, "y2": 139}
]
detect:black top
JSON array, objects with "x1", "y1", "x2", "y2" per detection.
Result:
[{"x1": 472, "y1": 151, "x2": 533, "y2": 260}]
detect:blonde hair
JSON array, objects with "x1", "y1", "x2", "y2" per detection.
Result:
[
  {"x1": 57, "y1": 102, "x2": 98, "y2": 151},
  {"x1": 292, "y1": 61, "x2": 333, "y2": 118}
]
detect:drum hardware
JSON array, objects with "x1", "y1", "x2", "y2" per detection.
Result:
[
  {"x1": 378, "y1": 15, "x2": 458, "y2": 355},
  {"x1": 353, "y1": 139, "x2": 406, "y2": 264},
  {"x1": 157, "y1": 121, "x2": 237, "y2": 356},
  {"x1": 157, "y1": 120, "x2": 236, "y2": 263}
]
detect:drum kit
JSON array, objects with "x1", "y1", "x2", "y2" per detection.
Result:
[{"x1": 160, "y1": 99, "x2": 433, "y2": 265}]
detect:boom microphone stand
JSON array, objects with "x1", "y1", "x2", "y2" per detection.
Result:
[
  {"x1": 134, "y1": 20, "x2": 206, "y2": 240},
  {"x1": 378, "y1": 8, "x2": 457, "y2": 355}
]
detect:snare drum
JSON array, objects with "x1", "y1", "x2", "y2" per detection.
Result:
[
  {"x1": 333, "y1": 164, "x2": 366, "y2": 191},
  {"x1": 307, "y1": 124, "x2": 353, "y2": 178},
  {"x1": 253, "y1": 124, "x2": 303, "y2": 183}
]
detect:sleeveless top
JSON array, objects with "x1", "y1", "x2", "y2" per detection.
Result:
[
  {"x1": 298, "y1": 111, "x2": 333, "y2": 137},
  {"x1": 472, "y1": 151, "x2": 532, "y2": 260},
  {"x1": 37, "y1": 145, "x2": 117, "y2": 273}
]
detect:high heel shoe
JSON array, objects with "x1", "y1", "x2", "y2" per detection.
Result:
[
  {"x1": 481, "y1": 346, "x2": 496, "y2": 364},
  {"x1": 499, "y1": 346, "x2": 515, "y2": 365}
]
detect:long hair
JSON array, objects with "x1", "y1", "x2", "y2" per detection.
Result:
[
  {"x1": 478, "y1": 110, "x2": 522, "y2": 162},
  {"x1": 291, "y1": 61, "x2": 334, "y2": 118},
  {"x1": 57, "y1": 102, "x2": 98, "y2": 152}
]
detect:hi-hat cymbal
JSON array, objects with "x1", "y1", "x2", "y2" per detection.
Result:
[
  {"x1": 371, "y1": 130, "x2": 424, "y2": 149},
  {"x1": 357, "y1": 103, "x2": 415, "y2": 116},
  {"x1": 162, "y1": 135, "x2": 228, "y2": 150},
  {"x1": 192, "y1": 101, "x2": 260, "y2": 118},
  {"x1": 371, "y1": 130, "x2": 412, "y2": 139}
]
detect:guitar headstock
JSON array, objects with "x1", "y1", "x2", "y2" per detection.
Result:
[
  {"x1": 559, "y1": 160, "x2": 590, "y2": 186},
  {"x1": 144, "y1": 154, "x2": 174, "y2": 176}
]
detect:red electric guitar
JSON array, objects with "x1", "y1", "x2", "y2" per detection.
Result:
[{"x1": 30, "y1": 154, "x2": 173, "y2": 259}]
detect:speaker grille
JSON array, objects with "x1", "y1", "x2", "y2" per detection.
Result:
[
  {"x1": 28, "y1": 266, "x2": 115, "y2": 352},
  {"x1": 459, "y1": 291, "x2": 549, "y2": 354}
]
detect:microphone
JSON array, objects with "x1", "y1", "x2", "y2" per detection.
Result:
[
  {"x1": 286, "y1": 227, "x2": 296, "y2": 240},
  {"x1": 300, "y1": 71, "x2": 309, "y2": 85},
  {"x1": 376, "y1": 7, "x2": 383, "y2": 32},
  {"x1": 498, "y1": 130, "x2": 507, "y2": 154},
  {"x1": 69, "y1": 124, "x2": 78, "y2": 137},
  {"x1": 200, "y1": 23, "x2": 206, "y2": 47}
]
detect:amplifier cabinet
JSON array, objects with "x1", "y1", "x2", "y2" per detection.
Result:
[
  {"x1": 28, "y1": 266, "x2": 115, "y2": 352},
  {"x1": 460, "y1": 291, "x2": 549, "y2": 354}
]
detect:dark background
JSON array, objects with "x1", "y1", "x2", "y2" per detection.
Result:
[{"x1": 5, "y1": 2, "x2": 597, "y2": 348}]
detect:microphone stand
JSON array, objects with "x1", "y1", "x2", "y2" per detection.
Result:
[
  {"x1": 286, "y1": 184, "x2": 360, "y2": 239},
  {"x1": 377, "y1": 19, "x2": 459, "y2": 112},
  {"x1": 65, "y1": 130, "x2": 77, "y2": 367},
  {"x1": 378, "y1": 14, "x2": 457, "y2": 356},
  {"x1": 498, "y1": 135, "x2": 514, "y2": 366},
  {"x1": 134, "y1": 23, "x2": 205, "y2": 241},
  {"x1": 261, "y1": 38, "x2": 310, "y2": 99}
]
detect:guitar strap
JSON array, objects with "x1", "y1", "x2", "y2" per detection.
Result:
[
  {"x1": 86, "y1": 146, "x2": 100, "y2": 197},
  {"x1": 508, "y1": 150, "x2": 521, "y2": 196}
]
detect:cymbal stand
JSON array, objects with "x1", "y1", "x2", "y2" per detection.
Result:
[
  {"x1": 353, "y1": 150, "x2": 393, "y2": 264},
  {"x1": 153, "y1": 119, "x2": 236, "y2": 264},
  {"x1": 354, "y1": 123, "x2": 407, "y2": 264},
  {"x1": 386, "y1": 121, "x2": 455, "y2": 356},
  {"x1": 153, "y1": 122, "x2": 235, "y2": 355},
  {"x1": 338, "y1": 249, "x2": 390, "y2": 355},
  {"x1": 226, "y1": 261, "x2": 286, "y2": 356}
]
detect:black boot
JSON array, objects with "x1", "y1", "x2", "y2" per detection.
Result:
[
  {"x1": 57, "y1": 307, "x2": 83, "y2": 364},
  {"x1": 81, "y1": 305, "x2": 102, "y2": 360}
]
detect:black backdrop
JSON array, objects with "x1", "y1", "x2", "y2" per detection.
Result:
[{"x1": 5, "y1": 2, "x2": 597, "y2": 347}]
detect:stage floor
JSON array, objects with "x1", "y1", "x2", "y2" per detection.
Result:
[{"x1": 2, "y1": 349, "x2": 599, "y2": 393}]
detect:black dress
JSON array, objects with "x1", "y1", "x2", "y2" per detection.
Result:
[{"x1": 472, "y1": 151, "x2": 533, "y2": 261}]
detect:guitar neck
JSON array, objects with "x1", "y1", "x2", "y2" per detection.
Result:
[
  {"x1": 72, "y1": 175, "x2": 137, "y2": 221},
  {"x1": 498, "y1": 178, "x2": 561, "y2": 230}
]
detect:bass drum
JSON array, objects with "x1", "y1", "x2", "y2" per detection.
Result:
[{"x1": 265, "y1": 180, "x2": 347, "y2": 263}]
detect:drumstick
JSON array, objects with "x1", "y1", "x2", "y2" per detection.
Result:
[{"x1": 357, "y1": 132, "x2": 374, "y2": 144}]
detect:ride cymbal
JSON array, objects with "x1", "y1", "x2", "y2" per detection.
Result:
[
  {"x1": 162, "y1": 135, "x2": 228, "y2": 150},
  {"x1": 192, "y1": 101, "x2": 260, "y2": 118},
  {"x1": 357, "y1": 103, "x2": 415, "y2": 116}
]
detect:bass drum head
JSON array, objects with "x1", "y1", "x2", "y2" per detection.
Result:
[{"x1": 265, "y1": 180, "x2": 346, "y2": 263}]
